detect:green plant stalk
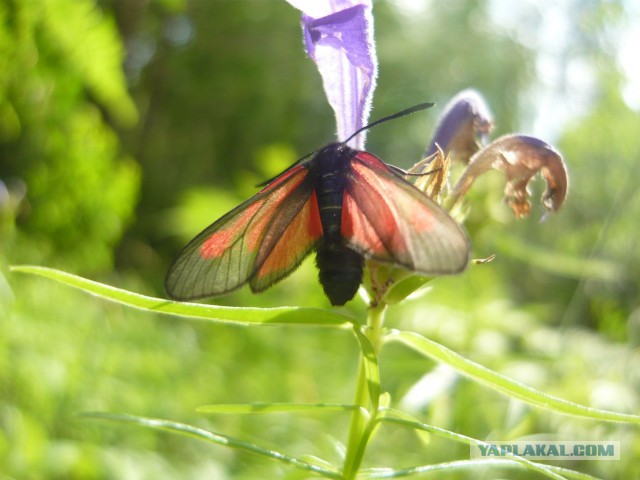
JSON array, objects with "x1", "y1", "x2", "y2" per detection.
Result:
[{"x1": 343, "y1": 301, "x2": 387, "y2": 479}]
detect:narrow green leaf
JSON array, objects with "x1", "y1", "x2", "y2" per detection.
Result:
[
  {"x1": 383, "y1": 274, "x2": 431, "y2": 305},
  {"x1": 197, "y1": 403, "x2": 356, "y2": 414},
  {"x1": 352, "y1": 326, "x2": 380, "y2": 411},
  {"x1": 342, "y1": 326, "x2": 382, "y2": 480},
  {"x1": 377, "y1": 410, "x2": 599, "y2": 480},
  {"x1": 379, "y1": 408, "x2": 484, "y2": 447},
  {"x1": 301, "y1": 455, "x2": 343, "y2": 475},
  {"x1": 81, "y1": 412, "x2": 342, "y2": 479},
  {"x1": 388, "y1": 330, "x2": 640, "y2": 424},
  {"x1": 11, "y1": 266, "x2": 354, "y2": 327},
  {"x1": 360, "y1": 458, "x2": 600, "y2": 479}
]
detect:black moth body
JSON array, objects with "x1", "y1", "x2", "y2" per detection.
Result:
[
  {"x1": 308, "y1": 143, "x2": 365, "y2": 305},
  {"x1": 165, "y1": 103, "x2": 470, "y2": 307}
]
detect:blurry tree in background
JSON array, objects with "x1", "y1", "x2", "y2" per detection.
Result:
[
  {"x1": 102, "y1": 0, "x2": 640, "y2": 336},
  {"x1": 1, "y1": 0, "x2": 639, "y2": 478},
  {"x1": 0, "y1": 0, "x2": 139, "y2": 272}
]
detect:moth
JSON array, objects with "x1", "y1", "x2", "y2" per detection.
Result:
[{"x1": 166, "y1": 104, "x2": 469, "y2": 305}]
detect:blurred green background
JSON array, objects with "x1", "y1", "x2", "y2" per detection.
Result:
[{"x1": 1, "y1": 0, "x2": 639, "y2": 478}]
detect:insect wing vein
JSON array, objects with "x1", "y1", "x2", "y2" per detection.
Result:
[
  {"x1": 344, "y1": 152, "x2": 469, "y2": 274},
  {"x1": 250, "y1": 184, "x2": 322, "y2": 292},
  {"x1": 165, "y1": 165, "x2": 311, "y2": 300}
]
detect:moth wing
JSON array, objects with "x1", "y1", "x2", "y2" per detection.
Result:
[
  {"x1": 343, "y1": 152, "x2": 470, "y2": 274},
  {"x1": 249, "y1": 188, "x2": 323, "y2": 292},
  {"x1": 166, "y1": 165, "x2": 322, "y2": 300}
]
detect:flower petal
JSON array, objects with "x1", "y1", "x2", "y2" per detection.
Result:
[
  {"x1": 449, "y1": 134, "x2": 569, "y2": 217},
  {"x1": 289, "y1": 1, "x2": 377, "y2": 149},
  {"x1": 425, "y1": 89, "x2": 493, "y2": 164},
  {"x1": 285, "y1": 0, "x2": 363, "y2": 19}
]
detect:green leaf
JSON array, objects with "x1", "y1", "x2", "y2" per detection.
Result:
[
  {"x1": 342, "y1": 325, "x2": 382, "y2": 480},
  {"x1": 359, "y1": 459, "x2": 601, "y2": 479},
  {"x1": 377, "y1": 409, "x2": 600, "y2": 480},
  {"x1": 81, "y1": 412, "x2": 342, "y2": 479},
  {"x1": 352, "y1": 326, "x2": 380, "y2": 411},
  {"x1": 382, "y1": 274, "x2": 431, "y2": 305},
  {"x1": 197, "y1": 403, "x2": 356, "y2": 414},
  {"x1": 10, "y1": 266, "x2": 354, "y2": 327},
  {"x1": 364, "y1": 263, "x2": 432, "y2": 306},
  {"x1": 388, "y1": 330, "x2": 640, "y2": 424}
]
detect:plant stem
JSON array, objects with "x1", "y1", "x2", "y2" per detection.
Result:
[
  {"x1": 342, "y1": 301, "x2": 387, "y2": 479},
  {"x1": 367, "y1": 301, "x2": 387, "y2": 356}
]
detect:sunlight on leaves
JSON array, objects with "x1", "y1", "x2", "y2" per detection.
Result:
[
  {"x1": 382, "y1": 274, "x2": 432, "y2": 305},
  {"x1": 10, "y1": 266, "x2": 354, "y2": 327},
  {"x1": 387, "y1": 330, "x2": 640, "y2": 424},
  {"x1": 360, "y1": 458, "x2": 599, "y2": 480},
  {"x1": 376, "y1": 409, "x2": 600, "y2": 480},
  {"x1": 40, "y1": 0, "x2": 137, "y2": 125}
]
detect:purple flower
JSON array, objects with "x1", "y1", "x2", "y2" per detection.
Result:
[
  {"x1": 286, "y1": 0, "x2": 377, "y2": 149},
  {"x1": 412, "y1": 90, "x2": 568, "y2": 219},
  {"x1": 425, "y1": 89, "x2": 493, "y2": 163}
]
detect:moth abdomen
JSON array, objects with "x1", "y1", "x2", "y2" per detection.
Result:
[{"x1": 316, "y1": 245, "x2": 364, "y2": 306}]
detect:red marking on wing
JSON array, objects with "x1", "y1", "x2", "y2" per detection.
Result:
[
  {"x1": 342, "y1": 191, "x2": 386, "y2": 255},
  {"x1": 253, "y1": 191, "x2": 322, "y2": 286},
  {"x1": 199, "y1": 169, "x2": 308, "y2": 259},
  {"x1": 200, "y1": 200, "x2": 264, "y2": 258},
  {"x1": 342, "y1": 151, "x2": 469, "y2": 274},
  {"x1": 342, "y1": 154, "x2": 412, "y2": 256},
  {"x1": 166, "y1": 164, "x2": 316, "y2": 300},
  {"x1": 307, "y1": 191, "x2": 323, "y2": 238},
  {"x1": 354, "y1": 152, "x2": 435, "y2": 232}
]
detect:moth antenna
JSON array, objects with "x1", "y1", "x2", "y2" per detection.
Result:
[
  {"x1": 343, "y1": 102, "x2": 435, "y2": 145},
  {"x1": 258, "y1": 102, "x2": 434, "y2": 188},
  {"x1": 388, "y1": 165, "x2": 443, "y2": 177}
]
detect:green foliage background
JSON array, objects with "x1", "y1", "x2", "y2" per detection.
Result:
[{"x1": 1, "y1": 0, "x2": 638, "y2": 478}]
